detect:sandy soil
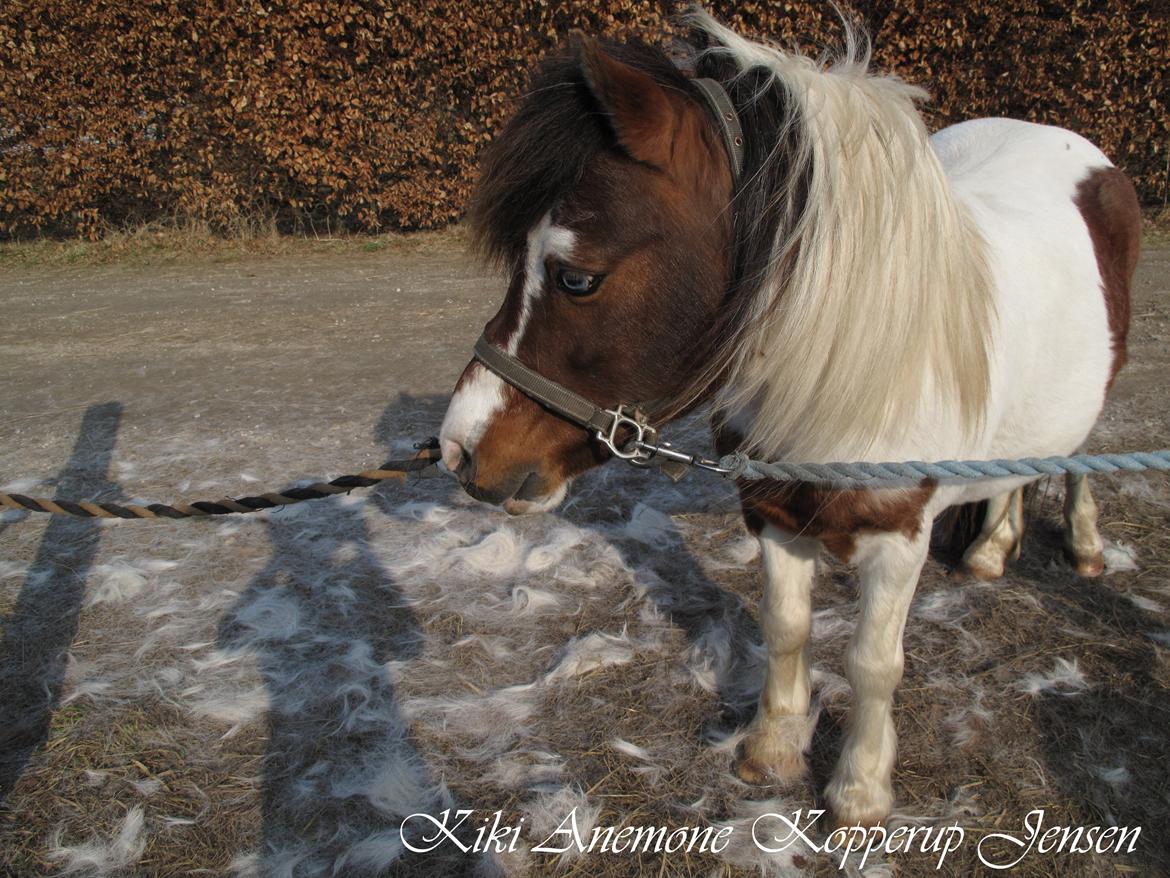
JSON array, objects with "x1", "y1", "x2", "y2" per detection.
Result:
[{"x1": 0, "y1": 233, "x2": 1168, "y2": 877}]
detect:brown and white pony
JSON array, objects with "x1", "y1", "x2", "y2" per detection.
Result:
[{"x1": 438, "y1": 12, "x2": 1141, "y2": 827}]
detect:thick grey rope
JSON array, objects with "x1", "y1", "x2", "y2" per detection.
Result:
[{"x1": 718, "y1": 450, "x2": 1170, "y2": 487}]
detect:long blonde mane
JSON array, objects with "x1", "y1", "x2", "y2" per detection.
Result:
[{"x1": 692, "y1": 11, "x2": 995, "y2": 461}]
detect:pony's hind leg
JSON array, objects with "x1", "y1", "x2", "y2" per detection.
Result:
[
  {"x1": 959, "y1": 487, "x2": 1024, "y2": 579},
  {"x1": 736, "y1": 526, "x2": 818, "y2": 785},
  {"x1": 1064, "y1": 474, "x2": 1105, "y2": 576}
]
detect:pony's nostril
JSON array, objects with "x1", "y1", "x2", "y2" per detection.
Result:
[{"x1": 440, "y1": 438, "x2": 472, "y2": 477}]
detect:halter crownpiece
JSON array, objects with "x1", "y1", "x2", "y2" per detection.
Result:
[{"x1": 692, "y1": 78, "x2": 745, "y2": 186}]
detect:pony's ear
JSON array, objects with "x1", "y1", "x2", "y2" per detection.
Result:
[{"x1": 576, "y1": 34, "x2": 677, "y2": 169}]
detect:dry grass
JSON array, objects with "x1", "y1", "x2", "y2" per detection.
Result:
[
  {"x1": 1143, "y1": 206, "x2": 1170, "y2": 245},
  {"x1": 0, "y1": 206, "x2": 1165, "y2": 268},
  {"x1": 0, "y1": 216, "x2": 471, "y2": 269},
  {"x1": 1, "y1": 241, "x2": 1166, "y2": 877}
]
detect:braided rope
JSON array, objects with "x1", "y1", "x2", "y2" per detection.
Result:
[
  {"x1": 719, "y1": 449, "x2": 1170, "y2": 487},
  {"x1": 4, "y1": 442, "x2": 1169, "y2": 519},
  {"x1": 0, "y1": 443, "x2": 441, "y2": 520}
]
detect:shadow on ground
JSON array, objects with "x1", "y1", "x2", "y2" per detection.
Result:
[
  {"x1": 1019, "y1": 520, "x2": 1169, "y2": 874},
  {"x1": 215, "y1": 394, "x2": 489, "y2": 876},
  {"x1": 0, "y1": 402, "x2": 123, "y2": 801}
]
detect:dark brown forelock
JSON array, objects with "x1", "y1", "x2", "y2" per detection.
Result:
[
  {"x1": 656, "y1": 51, "x2": 809, "y2": 423},
  {"x1": 467, "y1": 39, "x2": 695, "y2": 271}
]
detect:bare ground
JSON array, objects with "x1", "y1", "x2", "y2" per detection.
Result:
[{"x1": 0, "y1": 233, "x2": 1168, "y2": 877}]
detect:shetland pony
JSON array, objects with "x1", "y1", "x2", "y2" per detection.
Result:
[{"x1": 437, "y1": 12, "x2": 1141, "y2": 827}]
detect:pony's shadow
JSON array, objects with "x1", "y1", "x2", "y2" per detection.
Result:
[
  {"x1": 1009, "y1": 518, "x2": 1170, "y2": 874},
  {"x1": 564, "y1": 492, "x2": 765, "y2": 731},
  {"x1": 0, "y1": 402, "x2": 124, "y2": 802},
  {"x1": 378, "y1": 394, "x2": 766, "y2": 731},
  {"x1": 536, "y1": 410, "x2": 768, "y2": 733},
  {"x1": 215, "y1": 393, "x2": 482, "y2": 877}
]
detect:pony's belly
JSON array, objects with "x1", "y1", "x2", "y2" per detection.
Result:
[
  {"x1": 981, "y1": 233, "x2": 1113, "y2": 462},
  {"x1": 931, "y1": 477, "x2": 1035, "y2": 513},
  {"x1": 939, "y1": 119, "x2": 1116, "y2": 465}
]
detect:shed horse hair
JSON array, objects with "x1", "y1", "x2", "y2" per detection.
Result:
[{"x1": 439, "y1": 11, "x2": 1141, "y2": 827}]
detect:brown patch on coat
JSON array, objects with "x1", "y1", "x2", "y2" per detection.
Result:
[
  {"x1": 716, "y1": 430, "x2": 935, "y2": 561},
  {"x1": 1074, "y1": 166, "x2": 1141, "y2": 386}
]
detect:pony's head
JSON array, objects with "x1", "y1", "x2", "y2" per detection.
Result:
[
  {"x1": 440, "y1": 14, "x2": 995, "y2": 512},
  {"x1": 439, "y1": 37, "x2": 737, "y2": 513}
]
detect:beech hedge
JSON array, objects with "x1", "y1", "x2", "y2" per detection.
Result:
[{"x1": 1, "y1": 1, "x2": 1165, "y2": 238}]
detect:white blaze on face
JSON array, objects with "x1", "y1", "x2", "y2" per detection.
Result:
[{"x1": 439, "y1": 212, "x2": 576, "y2": 473}]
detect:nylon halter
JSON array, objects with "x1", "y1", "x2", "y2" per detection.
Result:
[{"x1": 470, "y1": 77, "x2": 745, "y2": 477}]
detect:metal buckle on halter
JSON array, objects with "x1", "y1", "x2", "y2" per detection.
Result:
[
  {"x1": 595, "y1": 406, "x2": 656, "y2": 463},
  {"x1": 595, "y1": 406, "x2": 734, "y2": 478}
]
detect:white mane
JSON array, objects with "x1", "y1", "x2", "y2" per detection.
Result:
[{"x1": 693, "y1": 11, "x2": 995, "y2": 461}]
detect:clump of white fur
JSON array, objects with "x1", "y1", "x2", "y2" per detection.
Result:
[
  {"x1": 1017, "y1": 658, "x2": 1090, "y2": 696},
  {"x1": 48, "y1": 807, "x2": 147, "y2": 875}
]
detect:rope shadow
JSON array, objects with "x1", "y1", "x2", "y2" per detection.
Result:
[{"x1": 0, "y1": 402, "x2": 123, "y2": 802}]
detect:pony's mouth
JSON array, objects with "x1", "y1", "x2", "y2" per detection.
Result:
[
  {"x1": 460, "y1": 470, "x2": 569, "y2": 516},
  {"x1": 501, "y1": 481, "x2": 568, "y2": 516}
]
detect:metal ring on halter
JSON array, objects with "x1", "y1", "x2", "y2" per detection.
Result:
[{"x1": 595, "y1": 406, "x2": 656, "y2": 462}]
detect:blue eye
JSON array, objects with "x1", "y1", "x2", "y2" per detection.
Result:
[{"x1": 555, "y1": 266, "x2": 602, "y2": 296}]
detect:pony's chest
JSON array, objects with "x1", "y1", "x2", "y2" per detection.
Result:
[
  {"x1": 735, "y1": 482, "x2": 934, "y2": 562},
  {"x1": 715, "y1": 428, "x2": 934, "y2": 561}
]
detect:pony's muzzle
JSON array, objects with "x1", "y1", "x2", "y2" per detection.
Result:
[{"x1": 442, "y1": 437, "x2": 543, "y2": 511}]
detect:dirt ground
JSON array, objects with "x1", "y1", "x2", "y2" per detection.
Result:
[{"x1": 0, "y1": 232, "x2": 1168, "y2": 877}]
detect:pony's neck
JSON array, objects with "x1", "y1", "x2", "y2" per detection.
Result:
[{"x1": 694, "y1": 12, "x2": 995, "y2": 462}]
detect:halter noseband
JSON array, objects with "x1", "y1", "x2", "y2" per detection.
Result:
[{"x1": 469, "y1": 78, "x2": 745, "y2": 477}]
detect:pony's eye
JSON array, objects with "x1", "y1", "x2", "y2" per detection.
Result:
[{"x1": 555, "y1": 266, "x2": 602, "y2": 297}]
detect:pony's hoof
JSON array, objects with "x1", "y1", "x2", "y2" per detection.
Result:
[
  {"x1": 734, "y1": 756, "x2": 774, "y2": 785},
  {"x1": 732, "y1": 713, "x2": 811, "y2": 786},
  {"x1": 956, "y1": 559, "x2": 1004, "y2": 581},
  {"x1": 825, "y1": 780, "x2": 892, "y2": 830},
  {"x1": 1073, "y1": 552, "x2": 1105, "y2": 577},
  {"x1": 734, "y1": 748, "x2": 806, "y2": 786},
  {"x1": 828, "y1": 809, "x2": 886, "y2": 832}
]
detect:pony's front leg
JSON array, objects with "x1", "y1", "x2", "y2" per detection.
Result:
[
  {"x1": 826, "y1": 525, "x2": 929, "y2": 827},
  {"x1": 736, "y1": 525, "x2": 819, "y2": 785}
]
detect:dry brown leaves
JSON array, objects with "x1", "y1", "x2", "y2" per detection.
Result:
[{"x1": 0, "y1": 0, "x2": 1165, "y2": 239}]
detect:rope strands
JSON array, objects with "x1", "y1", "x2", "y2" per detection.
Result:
[
  {"x1": 1, "y1": 442, "x2": 442, "y2": 520},
  {"x1": 3, "y1": 441, "x2": 1170, "y2": 520},
  {"x1": 720, "y1": 449, "x2": 1170, "y2": 487}
]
